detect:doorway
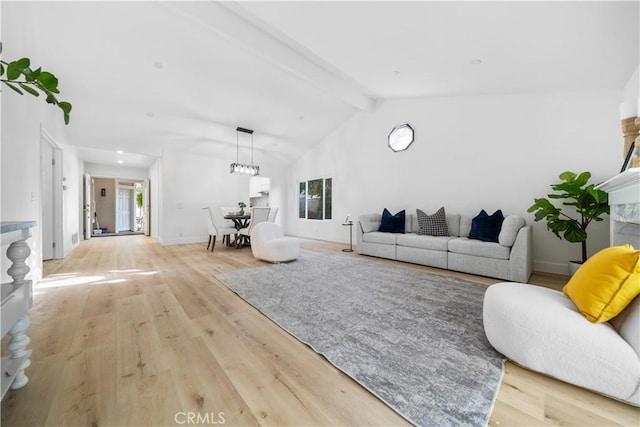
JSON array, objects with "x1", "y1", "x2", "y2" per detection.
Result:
[
  {"x1": 116, "y1": 186, "x2": 134, "y2": 232},
  {"x1": 86, "y1": 177, "x2": 149, "y2": 236}
]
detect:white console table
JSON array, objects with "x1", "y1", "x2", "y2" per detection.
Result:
[
  {"x1": 1, "y1": 221, "x2": 35, "y2": 400},
  {"x1": 596, "y1": 169, "x2": 640, "y2": 247}
]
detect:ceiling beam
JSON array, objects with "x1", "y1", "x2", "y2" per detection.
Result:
[{"x1": 158, "y1": 1, "x2": 376, "y2": 112}]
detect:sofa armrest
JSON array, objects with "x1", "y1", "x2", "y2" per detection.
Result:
[
  {"x1": 356, "y1": 219, "x2": 365, "y2": 252},
  {"x1": 357, "y1": 214, "x2": 382, "y2": 253},
  {"x1": 509, "y1": 225, "x2": 533, "y2": 282}
]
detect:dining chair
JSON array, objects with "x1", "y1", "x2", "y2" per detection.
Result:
[
  {"x1": 211, "y1": 207, "x2": 237, "y2": 247},
  {"x1": 238, "y1": 207, "x2": 271, "y2": 247},
  {"x1": 267, "y1": 207, "x2": 279, "y2": 223},
  {"x1": 202, "y1": 207, "x2": 220, "y2": 251}
]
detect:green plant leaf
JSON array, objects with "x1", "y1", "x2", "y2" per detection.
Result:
[
  {"x1": 563, "y1": 224, "x2": 587, "y2": 243},
  {"x1": 5, "y1": 81, "x2": 24, "y2": 95},
  {"x1": 0, "y1": 41, "x2": 3, "y2": 55},
  {"x1": 19, "y1": 82, "x2": 39, "y2": 97},
  {"x1": 6, "y1": 62, "x2": 20, "y2": 80},
  {"x1": 58, "y1": 101, "x2": 72, "y2": 114},
  {"x1": 37, "y1": 71, "x2": 59, "y2": 93},
  {"x1": 45, "y1": 93, "x2": 58, "y2": 104},
  {"x1": 62, "y1": 108, "x2": 70, "y2": 125},
  {"x1": 558, "y1": 171, "x2": 577, "y2": 182},
  {"x1": 0, "y1": 63, "x2": 4, "y2": 76},
  {"x1": 574, "y1": 171, "x2": 591, "y2": 187},
  {"x1": 30, "y1": 67, "x2": 41, "y2": 79},
  {"x1": 12, "y1": 57, "x2": 30, "y2": 71}
]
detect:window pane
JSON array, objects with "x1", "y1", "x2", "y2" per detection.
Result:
[
  {"x1": 307, "y1": 178, "x2": 324, "y2": 220},
  {"x1": 325, "y1": 178, "x2": 332, "y2": 219},
  {"x1": 298, "y1": 182, "x2": 306, "y2": 219}
]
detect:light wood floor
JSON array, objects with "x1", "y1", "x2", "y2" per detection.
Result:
[{"x1": 1, "y1": 236, "x2": 638, "y2": 426}]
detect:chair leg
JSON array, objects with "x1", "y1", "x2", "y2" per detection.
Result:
[
  {"x1": 207, "y1": 235, "x2": 212, "y2": 250},
  {"x1": 211, "y1": 235, "x2": 216, "y2": 252}
]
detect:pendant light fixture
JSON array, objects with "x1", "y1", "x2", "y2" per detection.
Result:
[{"x1": 230, "y1": 126, "x2": 260, "y2": 176}]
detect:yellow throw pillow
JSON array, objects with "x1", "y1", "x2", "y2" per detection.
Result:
[{"x1": 563, "y1": 244, "x2": 640, "y2": 323}]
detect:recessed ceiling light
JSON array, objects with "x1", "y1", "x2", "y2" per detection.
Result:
[
  {"x1": 298, "y1": 115, "x2": 305, "y2": 120},
  {"x1": 146, "y1": 112, "x2": 155, "y2": 118},
  {"x1": 117, "y1": 160, "x2": 123, "y2": 164},
  {"x1": 116, "y1": 150, "x2": 123, "y2": 154},
  {"x1": 392, "y1": 70, "x2": 400, "y2": 76},
  {"x1": 471, "y1": 59, "x2": 482, "y2": 65},
  {"x1": 154, "y1": 61, "x2": 164, "y2": 70}
]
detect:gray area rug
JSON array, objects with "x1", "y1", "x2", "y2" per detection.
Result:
[{"x1": 216, "y1": 253, "x2": 504, "y2": 426}]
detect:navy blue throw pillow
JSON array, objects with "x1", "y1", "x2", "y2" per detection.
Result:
[
  {"x1": 378, "y1": 208, "x2": 406, "y2": 233},
  {"x1": 468, "y1": 209, "x2": 504, "y2": 242}
]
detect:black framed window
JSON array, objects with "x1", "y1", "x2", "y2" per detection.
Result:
[{"x1": 298, "y1": 178, "x2": 332, "y2": 220}]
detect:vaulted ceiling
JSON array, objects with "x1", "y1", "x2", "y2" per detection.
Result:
[{"x1": 3, "y1": 1, "x2": 638, "y2": 168}]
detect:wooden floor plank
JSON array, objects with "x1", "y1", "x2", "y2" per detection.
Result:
[
  {"x1": 164, "y1": 337, "x2": 260, "y2": 426},
  {"x1": 1, "y1": 235, "x2": 638, "y2": 427}
]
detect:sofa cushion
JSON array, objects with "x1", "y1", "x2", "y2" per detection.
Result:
[
  {"x1": 468, "y1": 209, "x2": 504, "y2": 243},
  {"x1": 359, "y1": 213, "x2": 381, "y2": 233},
  {"x1": 411, "y1": 213, "x2": 461, "y2": 236},
  {"x1": 363, "y1": 231, "x2": 398, "y2": 245},
  {"x1": 446, "y1": 214, "x2": 461, "y2": 237},
  {"x1": 498, "y1": 215, "x2": 526, "y2": 247},
  {"x1": 459, "y1": 216, "x2": 472, "y2": 237},
  {"x1": 448, "y1": 237, "x2": 511, "y2": 260},
  {"x1": 610, "y1": 296, "x2": 640, "y2": 358},
  {"x1": 397, "y1": 233, "x2": 454, "y2": 251},
  {"x1": 379, "y1": 208, "x2": 405, "y2": 233},
  {"x1": 563, "y1": 244, "x2": 640, "y2": 323},
  {"x1": 416, "y1": 207, "x2": 449, "y2": 236}
]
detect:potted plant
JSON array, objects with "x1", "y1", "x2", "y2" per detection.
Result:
[
  {"x1": 528, "y1": 171, "x2": 609, "y2": 272},
  {"x1": 237, "y1": 202, "x2": 247, "y2": 216}
]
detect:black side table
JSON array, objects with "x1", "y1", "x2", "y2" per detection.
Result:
[{"x1": 342, "y1": 220, "x2": 354, "y2": 252}]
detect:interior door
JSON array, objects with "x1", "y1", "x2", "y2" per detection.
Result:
[
  {"x1": 41, "y1": 141, "x2": 54, "y2": 260},
  {"x1": 143, "y1": 179, "x2": 150, "y2": 236},
  {"x1": 116, "y1": 189, "x2": 131, "y2": 232},
  {"x1": 83, "y1": 173, "x2": 92, "y2": 240}
]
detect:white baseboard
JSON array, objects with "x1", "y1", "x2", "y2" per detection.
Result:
[{"x1": 533, "y1": 260, "x2": 569, "y2": 275}]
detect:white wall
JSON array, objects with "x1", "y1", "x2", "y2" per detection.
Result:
[
  {"x1": 158, "y1": 149, "x2": 285, "y2": 245},
  {"x1": 622, "y1": 66, "x2": 639, "y2": 102},
  {"x1": 285, "y1": 90, "x2": 621, "y2": 274}
]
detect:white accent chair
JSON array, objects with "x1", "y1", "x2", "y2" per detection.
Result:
[
  {"x1": 238, "y1": 207, "x2": 271, "y2": 248},
  {"x1": 267, "y1": 207, "x2": 279, "y2": 223},
  {"x1": 483, "y1": 282, "x2": 640, "y2": 406},
  {"x1": 250, "y1": 222, "x2": 300, "y2": 263}
]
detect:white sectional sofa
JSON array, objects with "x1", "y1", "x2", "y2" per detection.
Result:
[{"x1": 356, "y1": 211, "x2": 532, "y2": 282}]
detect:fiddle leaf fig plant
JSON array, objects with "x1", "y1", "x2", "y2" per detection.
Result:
[
  {"x1": 0, "y1": 42, "x2": 72, "y2": 124},
  {"x1": 528, "y1": 171, "x2": 609, "y2": 264}
]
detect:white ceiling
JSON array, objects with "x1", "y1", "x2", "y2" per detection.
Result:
[{"x1": 4, "y1": 1, "x2": 638, "y2": 169}]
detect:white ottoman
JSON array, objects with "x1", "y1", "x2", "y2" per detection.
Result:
[
  {"x1": 483, "y1": 282, "x2": 640, "y2": 405},
  {"x1": 250, "y1": 222, "x2": 300, "y2": 263}
]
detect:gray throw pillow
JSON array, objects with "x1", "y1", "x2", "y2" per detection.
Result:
[{"x1": 416, "y1": 207, "x2": 449, "y2": 236}]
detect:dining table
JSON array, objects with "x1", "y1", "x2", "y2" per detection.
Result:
[{"x1": 224, "y1": 213, "x2": 251, "y2": 248}]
